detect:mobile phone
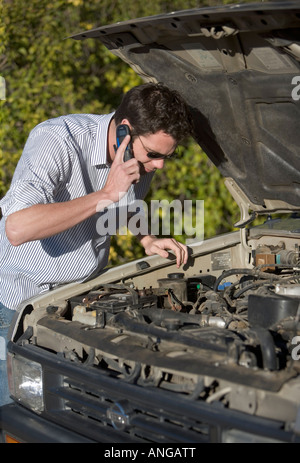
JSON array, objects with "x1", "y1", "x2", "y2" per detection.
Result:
[{"x1": 116, "y1": 124, "x2": 134, "y2": 162}]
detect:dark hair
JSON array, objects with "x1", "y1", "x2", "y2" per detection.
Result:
[{"x1": 114, "y1": 83, "x2": 193, "y2": 143}]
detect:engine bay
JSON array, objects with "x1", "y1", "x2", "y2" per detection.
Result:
[
  {"x1": 41, "y1": 225, "x2": 299, "y2": 379},
  {"x1": 19, "y1": 221, "x2": 300, "y2": 426},
  {"x1": 68, "y1": 259, "x2": 300, "y2": 373}
]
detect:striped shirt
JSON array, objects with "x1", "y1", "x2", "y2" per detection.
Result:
[{"x1": 0, "y1": 113, "x2": 154, "y2": 310}]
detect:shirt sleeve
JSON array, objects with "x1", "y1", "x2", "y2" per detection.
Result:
[{"x1": 0, "y1": 128, "x2": 73, "y2": 217}]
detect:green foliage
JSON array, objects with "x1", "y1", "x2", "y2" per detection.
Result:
[{"x1": 1, "y1": 0, "x2": 244, "y2": 265}]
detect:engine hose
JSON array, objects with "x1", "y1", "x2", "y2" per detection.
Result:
[
  {"x1": 252, "y1": 326, "x2": 278, "y2": 371},
  {"x1": 213, "y1": 268, "x2": 283, "y2": 292}
]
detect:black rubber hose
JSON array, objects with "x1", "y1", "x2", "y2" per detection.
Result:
[
  {"x1": 252, "y1": 326, "x2": 278, "y2": 371},
  {"x1": 213, "y1": 268, "x2": 283, "y2": 292}
]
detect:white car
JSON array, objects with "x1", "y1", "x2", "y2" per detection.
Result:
[{"x1": 1, "y1": 1, "x2": 300, "y2": 443}]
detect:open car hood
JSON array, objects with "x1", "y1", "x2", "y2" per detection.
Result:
[{"x1": 71, "y1": 2, "x2": 300, "y2": 223}]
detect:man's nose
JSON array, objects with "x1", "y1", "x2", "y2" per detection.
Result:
[{"x1": 152, "y1": 159, "x2": 165, "y2": 170}]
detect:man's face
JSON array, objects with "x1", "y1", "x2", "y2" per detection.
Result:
[{"x1": 132, "y1": 131, "x2": 177, "y2": 174}]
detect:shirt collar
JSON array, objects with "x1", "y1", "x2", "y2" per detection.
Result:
[{"x1": 90, "y1": 112, "x2": 115, "y2": 167}]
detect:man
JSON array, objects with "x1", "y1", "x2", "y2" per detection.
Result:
[{"x1": 0, "y1": 82, "x2": 193, "y2": 405}]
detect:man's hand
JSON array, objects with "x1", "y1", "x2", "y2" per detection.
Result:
[
  {"x1": 101, "y1": 135, "x2": 140, "y2": 205},
  {"x1": 140, "y1": 235, "x2": 188, "y2": 268}
]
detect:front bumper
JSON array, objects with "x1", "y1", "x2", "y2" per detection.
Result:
[
  {"x1": 0, "y1": 403, "x2": 95, "y2": 443},
  {"x1": 3, "y1": 341, "x2": 300, "y2": 444}
]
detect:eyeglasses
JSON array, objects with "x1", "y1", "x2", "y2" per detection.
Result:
[{"x1": 137, "y1": 135, "x2": 178, "y2": 160}]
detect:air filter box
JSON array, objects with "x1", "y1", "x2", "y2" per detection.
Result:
[{"x1": 248, "y1": 292, "x2": 299, "y2": 328}]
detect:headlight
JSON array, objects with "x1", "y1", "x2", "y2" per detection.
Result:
[{"x1": 7, "y1": 353, "x2": 44, "y2": 413}]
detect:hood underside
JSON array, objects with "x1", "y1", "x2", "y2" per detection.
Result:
[{"x1": 71, "y1": 2, "x2": 300, "y2": 216}]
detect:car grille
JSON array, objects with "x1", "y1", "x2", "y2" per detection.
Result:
[
  {"x1": 10, "y1": 342, "x2": 294, "y2": 443},
  {"x1": 51, "y1": 376, "x2": 210, "y2": 443}
]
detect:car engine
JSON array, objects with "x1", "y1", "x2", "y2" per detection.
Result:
[
  {"x1": 5, "y1": 219, "x2": 295, "y2": 441},
  {"x1": 67, "y1": 250, "x2": 300, "y2": 377}
]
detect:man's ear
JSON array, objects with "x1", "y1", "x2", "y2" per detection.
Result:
[{"x1": 121, "y1": 118, "x2": 132, "y2": 130}]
